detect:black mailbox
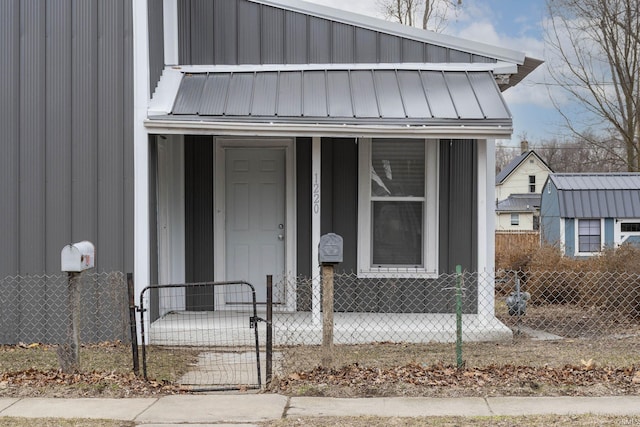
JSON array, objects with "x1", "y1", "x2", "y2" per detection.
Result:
[{"x1": 319, "y1": 233, "x2": 343, "y2": 264}]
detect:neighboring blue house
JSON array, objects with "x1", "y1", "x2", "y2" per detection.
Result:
[{"x1": 540, "y1": 173, "x2": 640, "y2": 256}]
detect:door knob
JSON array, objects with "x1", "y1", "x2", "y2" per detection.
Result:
[{"x1": 278, "y1": 234, "x2": 284, "y2": 241}]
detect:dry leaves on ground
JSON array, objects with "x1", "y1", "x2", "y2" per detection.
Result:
[{"x1": 272, "y1": 363, "x2": 640, "y2": 398}]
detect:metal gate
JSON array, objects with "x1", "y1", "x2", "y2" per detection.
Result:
[{"x1": 139, "y1": 281, "x2": 263, "y2": 391}]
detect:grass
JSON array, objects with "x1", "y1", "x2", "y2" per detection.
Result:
[
  {"x1": 278, "y1": 336, "x2": 640, "y2": 374},
  {"x1": 262, "y1": 414, "x2": 640, "y2": 426},
  {"x1": 0, "y1": 419, "x2": 134, "y2": 427}
]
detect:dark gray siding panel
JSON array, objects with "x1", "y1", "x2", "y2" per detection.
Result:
[
  {"x1": 238, "y1": 0, "x2": 260, "y2": 64},
  {"x1": 179, "y1": 0, "x2": 496, "y2": 65},
  {"x1": 296, "y1": 138, "x2": 312, "y2": 278},
  {"x1": 148, "y1": 0, "x2": 165, "y2": 92},
  {"x1": 285, "y1": 10, "x2": 307, "y2": 64},
  {"x1": 309, "y1": 16, "x2": 331, "y2": 63},
  {"x1": 72, "y1": 0, "x2": 99, "y2": 255},
  {"x1": 402, "y1": 39, "x2": 425, "y2": 62},
  {"x1": 261, "y1": 6, "x2": 285, "y2": 64},
  {"x1": 0, "y1": 0, "x2": 133, "y2": 277},
  {"x1": 439, "y1": 139, "x2": 477, "y2": 274},
  {"x1": 355, "y1": 28, "x2": 378, "y2": 63},
  {"x1": 214, "y1": 0, "x2": 237, "y2": 64},
  {"x1": 97, "y1": 0, "x2": 127, "y2": 271},
  {"x1": 191, "y1": 0, "x2": 215, "y2": 64},
  {"x1": 46, "y1": 0, "x2": 73, "y2": 273},
  {"x1": 0, "y1": 0, "x2": 20, "y2": 276},
  {"x1": 332, "y1": 22, "x2": 355, "y2": 63},
  {"x1": 20, "y1": 1, "x2": 47, "y2": 274},
  {"x1": 320, "y1": 139, "x2": 358, "y2": 273},
  {"x1": 184, "y1": 136, "x2": 215, "y2": 310},
  {"x1": 379, "y1": 34, "x2": 401, "y2": 63}
]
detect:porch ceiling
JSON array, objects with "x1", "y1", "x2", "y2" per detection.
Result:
[{"x1": 146, "y1": 66, "x2": 513, "y2": 135}]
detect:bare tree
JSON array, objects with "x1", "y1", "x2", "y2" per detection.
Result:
[
  {"x1": 545, "y1": 0, "x2": 640, "y2": 171},
  {"x1": 378, "y1": 0, "x2": 462, "y2": 32}
]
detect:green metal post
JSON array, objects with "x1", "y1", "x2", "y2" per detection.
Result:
[{"x1": 455, "y1": 265, "x2": 463, "y2": 368}]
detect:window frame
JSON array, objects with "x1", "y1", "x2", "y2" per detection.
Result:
[
  {"x1": 357, "y1": 138, "x2": 438, "y2": 278},
  {"x1": 510, "y1": 213, "x2": 520, "y2": 226},
  {"x1": 575, "y1": 218, "x2": 603, "y2": 255},
  {"x1": 528, "y1": 175, "x2": 536, "y2": 193}
]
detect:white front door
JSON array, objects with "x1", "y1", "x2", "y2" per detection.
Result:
[{"x1": 225, "y1": 148, "x2": 286, "y2": 303}]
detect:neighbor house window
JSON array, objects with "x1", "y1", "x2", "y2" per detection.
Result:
[
  {"x1": 621, "y1": 222, "x2": 640, "y2": 232},
  {"x1": 358, "y1": 138, "x2": 437, "y2": 277},
  {"x1": 578, "y1": 219, "x2": 601, "y2": 253},
  {"x1": 511, "y1": 213, "x2": 519, "y2": 226},
  {"x1": 528, "y1": 175, "x2": 536, "y2": 193}
]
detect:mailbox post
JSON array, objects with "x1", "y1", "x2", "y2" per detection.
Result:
[
  {"x1": 318, "y1": 233, "x2": 343, "y2": 367},
  {"x1": 59, "y1": 241, "x2": 95, "y2": 373}
]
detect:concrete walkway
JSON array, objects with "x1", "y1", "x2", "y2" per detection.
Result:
[{"x1": 1, "y1": 394, "x2": 640, "y2": 425}]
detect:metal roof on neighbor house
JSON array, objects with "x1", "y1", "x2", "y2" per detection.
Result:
[
  {"x1": 161, "y1": 69, "x2": 511, "y2": 126},
  {"x1": 549, "y1": 173, "x2": 640, "y2": 218},
  {"x1": 496, "y1": 194, "x2": 541, "y2": 212}
]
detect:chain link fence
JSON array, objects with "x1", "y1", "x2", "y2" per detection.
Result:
[
  {"x1": 0, "y1": 271, "x2": 130, "y2": 345},
  {"x1": 274, "y1": 269, "x2": 640, "y2": 373}
]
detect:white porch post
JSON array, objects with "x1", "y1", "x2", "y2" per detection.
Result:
[
  {"x1": 133, "y1": 0, "x2": 151, "y2": 342},
  {"x1": 311, "y1": 137, "x2": 322, "y2": 325},
  {"x1": 477, "y1": 138, "x2": 496, "y2": 318},
  {"x1": 162, "y1": 0, "x2": 179, "y2": 66}
]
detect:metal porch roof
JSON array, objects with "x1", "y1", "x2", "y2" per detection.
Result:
[
  {"x1": 550, "y1": 173, "x2": 640, "y2": 218},
  {"x1": 158, "y1": 69, "x2": 511, "y2": 127}
]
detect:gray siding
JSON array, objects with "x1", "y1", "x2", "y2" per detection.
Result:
[
  {"x1": 184, "y1": 136, "x2": 215, "y2": 310},
  {"x1": 0, "y1": 0, "x2": 134, "y2": 276},
  {"x1": 177, "y1": 0, "x2": 495, "y2": 66},
  {"x1": 439, "y1": 139, "x2": 477, "y2": 274},
  {"x1": 148, "y1": 0, "x2": 165, "y2": 92}
]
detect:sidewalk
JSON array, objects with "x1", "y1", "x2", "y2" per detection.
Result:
[{"x1": 1, "y1": 394, "x2": 640, "y2": 425}]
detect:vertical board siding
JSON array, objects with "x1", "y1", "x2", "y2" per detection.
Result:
[
  {"x1": 0, "y1": 0, "x2": 133, "y2": 277},
  {"x1": 20, "y1": 0, "x2": 47, "y2": 274},
  {"x1": 0, "y1": 0, "x2": 20, "y2": 276},
  {"x1": 46, "y1": 0, "x2": 73, "y2": 273},
  {"x1": 147, "y1": 0, "x2": 165, "y2": 93},
  {"x1": 178, "y1": 0, "x2": 495, "y2": 66},
  {"x1": 97, "y1": 0, "x2": 126, "y2": 272},
  {"x1": 261, "y1": 6, "x2": 284, "y2": 64},
  {"x1": 184, "y1": 137, "x2": 215, "y2": 310},
  {"x1": 72, "y1": 0, "x2": 99, "y2": 251}
]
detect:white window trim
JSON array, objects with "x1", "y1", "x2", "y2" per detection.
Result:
[
  {"x1": 574, "y1": 218, "x2": 604, "y2": 256},
  {"x1": 357, "y1": 138, "x2": 438, "y2": 278},
  {"x1": 615, "y1": 219, "x2": 640, "y2": 246}
]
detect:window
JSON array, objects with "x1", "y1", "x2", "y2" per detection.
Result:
[
  {"x1": 578, "y1": 219, "x2": 601, "y2": 253},
  {"x1": 528, "y1": 175, "x2": 536, "y2": 193},
  {"x1": 358, "y1": 138, "x2": 437, "y2": 277},
  {"x1": 533, "y1": 215, "x2": 540, "y2": 231},
  {"x1": 621, "y1": 222, "x2": 640, "y2": 232},
  {"x1": 511, "y1": 213, "x2": 520, "y2": 226}
]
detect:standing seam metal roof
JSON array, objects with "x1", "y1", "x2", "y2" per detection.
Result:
[
  {"x1": 167, "y1": 69, "x2": 512, "y2": 125},
  {"x1": 549, "y1": 173, "x2": 640, "y2": 218}
]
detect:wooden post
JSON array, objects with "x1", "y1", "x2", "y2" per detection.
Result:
[
  {"x1": 58, "y1": 272, "x2": 81, "y2": 373},
  {"x1": 321, "y1": 264, "x2": 334, "y2": 367}
]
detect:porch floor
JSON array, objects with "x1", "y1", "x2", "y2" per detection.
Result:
[{"x1": 147, "y1": 310, "x2": 513, "y2": 346}]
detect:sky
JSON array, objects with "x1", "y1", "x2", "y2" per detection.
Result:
[{"x1": 305, "y1": 0, "x2": 556, "y2": 147}]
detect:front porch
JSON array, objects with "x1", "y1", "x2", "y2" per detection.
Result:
[{"x1": 146, "y1": 310, "x2": 513, "y2": 347}]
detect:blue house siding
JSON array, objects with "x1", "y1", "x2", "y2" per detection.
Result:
[
  {"x1": 604, "y1": 218, "x2": 615, "y2": 247},
  {"x1": 540, "y1": 179, "x2": 562, "y2": 245},
  {"x1": 564, "y1": 218, "x2": 575, "y2": 256}
]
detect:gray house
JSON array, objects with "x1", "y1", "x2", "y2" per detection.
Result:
[
  {"x1": 540, "y1": 173, "x2": 640, "y2": 256},
  {"x1": 1, "y1": 0, "x2": 540, "y2": 331}
]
